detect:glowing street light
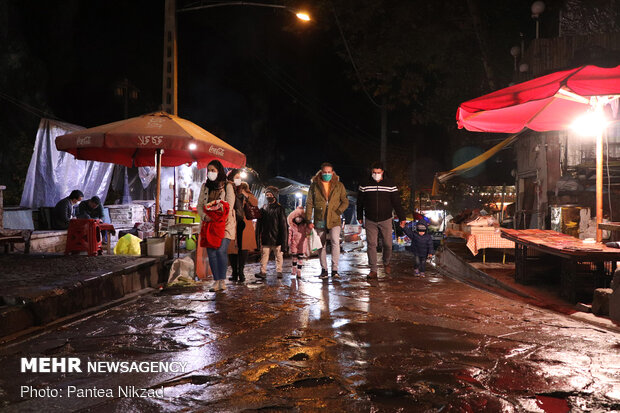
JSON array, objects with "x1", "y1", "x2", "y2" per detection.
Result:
[
  {"x1": 188, "y1": 142, "x2": 197, "y2": 150},
  {"x1": 570, "y1": 109, "x2": 609, "y2": 137},
  {"x1": 571, "y1": 103, "x2": 611, "y2": 241},
  {"x1": 295, "y1": 11, "x2": 311, "y2": 21}
]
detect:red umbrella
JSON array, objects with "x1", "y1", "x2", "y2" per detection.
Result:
[
  {"x1": 457, "y1": 64, "x2": 620, "y2": 241},
  {"x1": 56, "y1": 111, "x2": 246, "y2": 229}
]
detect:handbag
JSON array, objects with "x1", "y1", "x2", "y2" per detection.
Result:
[{"x1": 243, "y1": 200, "x2": 261, "y2": 220}]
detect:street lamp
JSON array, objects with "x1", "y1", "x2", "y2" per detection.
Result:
[
  {"x1": 162, "y1": 0, "x2": 311, "y2": 116},
  {"x1": 571, "y1": 102, "x2": 611, "y2": 242},
  {"x1": 531, "y1": 1, "x2": 545, "y2": 39}
]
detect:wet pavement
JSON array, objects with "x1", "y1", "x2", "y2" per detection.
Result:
[{"x1": 1, "y1": 251, "x2": 620, "y2": 412}]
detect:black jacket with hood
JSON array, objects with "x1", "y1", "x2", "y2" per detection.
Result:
[
  {"x1": 357, "y1": 175, "x2": 407, "y2": 223},
  {"x1": 257, "y1": 202, "x2": 288, "y2": 249},
  {"x1": 403, "y1": 222, "x2": 434, "y2": 256}
]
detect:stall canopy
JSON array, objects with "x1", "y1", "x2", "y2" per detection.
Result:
[
  {"x1": 56, "y1": 111, "x2": 246, "y2": 168},
  {"x1": 457, "y1": 64, "x2": 620, "y2": 133},
  {"x1": 56, "y1": 111, "x2": 246, "y2": 229},
  {"x1": 431, "y1": 132, "x2": 521, "y2": 195},
  {"x1": 455, "y1": 64, "x2": 620, "y2": 241}
]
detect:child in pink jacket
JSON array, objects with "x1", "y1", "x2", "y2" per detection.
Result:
[{"x1": 288, "y1": 206, "x2": 309, "y2": 278}]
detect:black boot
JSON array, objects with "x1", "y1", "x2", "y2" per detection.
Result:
[
  {"x1": 228, "y1": 254, "x2": 238, "y2": 281},
  {"x1": 238, "y1": 250, "x2": 248, "y2": 282}
]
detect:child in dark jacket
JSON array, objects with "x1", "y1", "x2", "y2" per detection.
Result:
[{"x1": 403, "y1": 222, "x2": 434, "y2": 276}]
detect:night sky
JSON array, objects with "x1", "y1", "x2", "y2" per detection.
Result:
[{"x1": 0, "y1": 0, "x2": 561, "y2": 203}]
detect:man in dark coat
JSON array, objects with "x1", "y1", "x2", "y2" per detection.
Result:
[
  {"x1": 77, "y1": 196, "x2": 104, "y2": 219},
  {"x1": 255, "y1": 186, "x2": 288, "y2": 279},
  {"x1": 357, "y1": 161, "x2": 407, "y2": 279},
  {"x1": 51, "y1": 190, "x2": 83, "y2": 230}
]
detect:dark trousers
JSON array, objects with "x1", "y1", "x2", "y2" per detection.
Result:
[
  {"x1": 415, "y1": 256, "x2": 427, "y2": 273},
  {"x1": 229, "y1": 220, "x2": 248, "y2": 280}
]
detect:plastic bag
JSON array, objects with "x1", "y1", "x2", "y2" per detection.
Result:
[
  {"x1": 114, "y1": 234, "x2": 142, "y2": 256},
  {"x1": 307, "y1": 230, "x2": 323, "y2": 254}
]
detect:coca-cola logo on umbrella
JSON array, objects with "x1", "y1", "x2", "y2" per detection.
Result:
[
  {"x1": 76, "y1": 136, "x2": 91, "y2": 146},
  {"x1": 209, "y1": 145, "x2": 225, "y2": 156}
]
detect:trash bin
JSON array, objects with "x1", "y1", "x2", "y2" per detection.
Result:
[{"x1": 146, "y1": 238, "x2": 166, "y2": 257}]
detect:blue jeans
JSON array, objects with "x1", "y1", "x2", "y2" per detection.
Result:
[{"x1": 207, "y1": 238, "x2": 231, "y2": 281}]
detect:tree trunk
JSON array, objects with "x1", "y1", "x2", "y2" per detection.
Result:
[{"x1": 466, "y1": 0, "x2": 497, "y2": 91}]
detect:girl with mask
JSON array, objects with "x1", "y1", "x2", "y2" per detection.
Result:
[
  {"x1": 287, "y1": 206, "x2": 309, "y2": 279},
  {"x1": 226, "y1": 169, "x2": 258, "y2": 283},
  {"x1": 197, "y1": 160, "x2": 236, "y2": 292}
]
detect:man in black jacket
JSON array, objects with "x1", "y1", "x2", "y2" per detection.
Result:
[
  {"x1": 357, "y1": 162, "x2": 406, "y2": 279},
  {"x1": 51, "y1": 190, "x2": 84, "y2": 230},
  {"x1": 255, "y1": 186, "x2": 288, "y2": 279}
]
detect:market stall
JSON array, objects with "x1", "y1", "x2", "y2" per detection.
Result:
[
  {"x1": 446, "y1": 211, "x2": 514, "y2": 262},
  {"x1": 501, "y1": 229, "x2": 620, "y2": 303}
]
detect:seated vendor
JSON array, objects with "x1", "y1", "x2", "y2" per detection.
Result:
[
  {"x1": 77, "y1": 196, "x2": 104, "y2": 220},
  {"x1": 51, "y1": 190, "x2": 83, "y2": 229}
]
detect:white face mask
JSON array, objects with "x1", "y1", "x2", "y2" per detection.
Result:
[
  {"x1": 207, "y1": 171, "x2": 218, "y2": 181},
  {"x1": 372, "y1": 173, "x2": 383, "y2": 182},
  {"x1": 234, "y1": 178, "x2": 242, "y2": 186}
]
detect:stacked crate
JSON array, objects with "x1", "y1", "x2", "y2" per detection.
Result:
[{"x1": 106, "y1": 204, "x2": 145, "y2": 228}]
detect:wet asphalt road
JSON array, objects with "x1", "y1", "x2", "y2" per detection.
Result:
[{"x1": 1, "y1": 250, "x2": 620, "y2": 412}]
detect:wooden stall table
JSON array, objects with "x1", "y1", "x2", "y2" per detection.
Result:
[
  {"x1": 501, "y1": 229, "x2": 620, "y2": 303},
  {"x1": 445, "y1": 227, "x2": 514, "y2": 263}
]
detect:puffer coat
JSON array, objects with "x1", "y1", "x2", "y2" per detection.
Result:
[{"x1": 288, "y1": 207, "x2": 309, "y2": 255}]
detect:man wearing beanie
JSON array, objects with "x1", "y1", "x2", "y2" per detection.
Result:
[{"x1": 256, "y1": 186, "x2": 288, "y2": 279}]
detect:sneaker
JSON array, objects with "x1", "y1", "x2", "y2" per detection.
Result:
[
  {"x1": 319, "y1": 269, "x2": 328, "y2": 279},
  {"x1": 219, "y1": 279, "x2": 227, "y2": 291},
  {"x1": 332, "y1": 271, "x2": 340, "y2": 279},
  {"x1": 255, "y1": 272, "x2": 266, "y2": 279},
  {"x1": 384, "y1": 264, "x2": 392, "y2": 274},
  {"x1": 414, "y1": 269, "x2": 420, "y2": 276},
  {"x1": 419, "y1": 272, "x2": 425, "y2": 277},
  {"x1": 367, "y1": 271, "x2": 378, "y2": 279},
  {"x1": 208, "y1": 281, "x2": 220, "y2": 292},
  {"x1": 228, "y1": 276, "x2": 237, "y2": 282},
  {"x1": 277, "y1": 272, "x2": 283, "y2": 279}
]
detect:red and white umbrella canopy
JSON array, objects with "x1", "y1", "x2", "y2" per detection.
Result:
[
  {"x1": 457, "y1": 65, "x2": 620, "y2": 133},
  {"x1": 56, "y1": 111, "x2": 246, "y2": 168}
]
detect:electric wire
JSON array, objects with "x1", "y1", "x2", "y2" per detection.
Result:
[
  {"x1": 0, "y1": 91, "x2": 62, "y2": 121},
  {"x1": 329, "y1": 0, "x2": 382, "y2": 109}
]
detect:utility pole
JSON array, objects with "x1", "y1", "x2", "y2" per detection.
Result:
[{"x1": 163, "y1": 0, "x2": 178, "y2": 115}]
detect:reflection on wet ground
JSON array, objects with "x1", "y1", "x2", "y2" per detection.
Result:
[{"x1": 1, "y1": 251, "x2": 620, "y2": 412}]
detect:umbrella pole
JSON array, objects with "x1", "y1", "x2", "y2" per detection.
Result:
[
  {"x1": 596, "y1": 131, "x2": 603, "y2": 243},
  {"x1": 155, "y1": 149, "x2": 162, "y2": 233}
]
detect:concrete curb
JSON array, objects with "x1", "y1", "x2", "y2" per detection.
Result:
[
  {"x1": 437, "y1": 246, "x2": 620, "y2": 334},
  {"x1": 0, "y1": 257, "x2": 165, "y2": 338},
  {"x1": 437, "y1": 246, "x2": 534, "y2": 299}
]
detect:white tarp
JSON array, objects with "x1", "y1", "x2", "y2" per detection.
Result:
[{"x1": 20, "y1": 118, "x2": 115, "y2": 208}]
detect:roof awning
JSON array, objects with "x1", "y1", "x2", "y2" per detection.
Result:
[{"x1": 431, "y1": 131, "x2": 521, "y2": 195}]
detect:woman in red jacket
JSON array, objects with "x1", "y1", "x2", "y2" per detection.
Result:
[{"x1": 197, "y1": 160, "x2": 236, "y2": 292}]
